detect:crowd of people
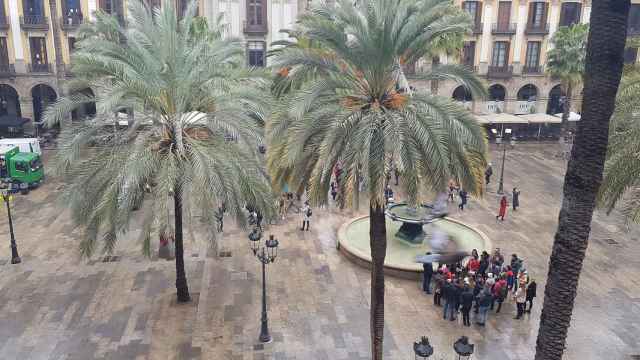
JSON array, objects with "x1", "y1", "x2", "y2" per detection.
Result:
[{"x1": 422, "y1": 248, "x2": 537, "y2": 327}]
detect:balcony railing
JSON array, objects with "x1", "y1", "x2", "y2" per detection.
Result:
[
  {"x1": 491, "y1": 22, "x2": 517, "y2": 35},
  {"x1": 0, "y1": 15, "x2": 9, "y2": 30},
  {"x1": 456, "y1": 101, "x2": 473, "y2": 110},
  {"x1": 487, "y1": 65, "x2": 513, "y2": 78},
  {"x1": 243, "y1": 20, "x2": 268, "y2": 35},
  {"x1": 525, "y1": 23, "x2": 550, "y2": 35},
  {"x1": 484, "y1": 101, "x2": 504, "y2": 114},
  {"x1": 472, "y1": 21, "x2": 483, "y2": 34},
  {"x1": 522, "y1": 65, "x2": 544, "y2": 75},
  {"x1": 20, "y1": 15, "x2": 49, "y2": 30},
  {"x1": 29, "y1": 63, "x2": 52, "y2": 73},
  {"x1": 0, "y1": 64, "x2": 16, "y2": 77},
  {"x1": 515, "y1": 101, "x2": 535, "y2": 115},
  {"x1": 629, "y1": 26, "x2": 640, "y2": 36},
  {"x1": 61, "y1": 13, "x2": 84, "y2": 30}
]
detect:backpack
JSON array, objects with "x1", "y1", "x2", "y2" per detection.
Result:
[
  {"x1": 307, "y1": 208, "x2": 312, "y2": 217},
  {"x1": 499, "y1": 284, "x2": 508, "y2": 299}
]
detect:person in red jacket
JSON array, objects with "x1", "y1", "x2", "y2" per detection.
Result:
[
  {"x1": 492, "y1": 276, "x2": 508, "y2": 313},
  {"x1": 496, "y1": 195, "x2": 508, "y2": 221}
]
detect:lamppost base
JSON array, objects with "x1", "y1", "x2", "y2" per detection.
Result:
[
  {"x1": 11, "y1": 256, "x2": 21, "y2": 264},
  {"x1": 259, "y1": 333, "x2": 272, "y2": 343}
]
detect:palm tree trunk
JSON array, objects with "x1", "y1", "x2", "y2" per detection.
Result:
[
  {"x1": 369, "y1": 202, "x2": 387, "y2": 360},
  {"x1": 534, "y1": 0, "x2": 629, "y2": 358},
  {"x1": 174, "y1": 184, "x2": 191, "y2": 303},
  {"x1": 560, "y1": 82, "x2": 573, "y2": 143}
]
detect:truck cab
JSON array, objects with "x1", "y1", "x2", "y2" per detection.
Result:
[{"x1": 0, "y1": 146, "x2": 44, "y2": 188}]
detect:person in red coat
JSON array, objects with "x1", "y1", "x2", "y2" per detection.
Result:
[{"x1": 496, "y1": 195, "x2": 508, "y2": 221}]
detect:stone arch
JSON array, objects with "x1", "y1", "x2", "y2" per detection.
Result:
[
  {"x1": 0, "y1": 84, "x2": 22, "y2": 117},
  {"x1": 546, "y1": 84, "x2": 564, "y2": 114},
  {"x1": 488, "y1": 84, "x2": 507, "y2": 101},
  {"x1": 31, "y1": 84, "x2": 58, "y2": 124},
  {"x1": 452, "y1": 85, "x2": 473, "y2": 102},
  {"x1": 517, "y1": 84, "x2": 538, "y2": 101}
]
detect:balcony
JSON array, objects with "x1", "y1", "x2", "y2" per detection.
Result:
[
  {"x1": 29, "y1": 63, "x2": 52, "y2": 73},
  {"x1": 522, "y1": 65, "x2": 544, "y2": 75},
  {"x1": 472, "y1": 22, "x2": 483, "y2": 35},
  {"x1": 60, "y1": 13, "x2": 84, "y2": 31},
  {"x1": 491, "y1": 22, "x2": 517, "y2": 35},
  {"x1": 456, "y1": 101, "x2": 473, "y2": 110},
  {"x1": 0, "y1": 64, "x2": 16, "y2": 78},
  {"x1": 487, "y1": 65, "x2": 513, "y2": 78},
  {"x1": 0, "y1": 15, "x2": 9, "y2": 30},
  {"x1": 484, "y1": 101, "x2": 505, "y2": 114},
  {"x1": 525, "y1": 23, "x2": 550, "y2": 35},
  {"x1": 515, "y1": 101, "x2": 535, "y2": 115},
  {"x1": 20, "y1": 15, "x2": 49, "y2": 31},
  {"x1": 629, "y1": 26, "x2": 640, "y2": 37},
  {"x1": 243, "y1": 20, "x2": 268, "y2": 35}
]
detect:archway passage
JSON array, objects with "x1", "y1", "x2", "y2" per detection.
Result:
[
  {"x1": 517, "y1": 84, "x2": 538, "y2": 101},
  {"x1": 0, "y1": 84, "x2": 21, "y2": 117},
  {"x1": 452, "y1": 86, "x2": 473, "y2": 102},
  {"x1": 71, "y1": 88, "x2": 97, "y2": 121},
  {"x1": 488, "y1": 84, "x2": 506, "y2": 101},
  {"x1": 546, "y1": 84, "x2": 564, "y2": 114},
  {"x1": 32, "y1": 84, "x2": 57, "y2": 124}
]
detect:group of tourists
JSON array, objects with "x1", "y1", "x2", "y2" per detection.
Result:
[{"x1": 422, "y1": 248, "x2": 537, "y2": 327}]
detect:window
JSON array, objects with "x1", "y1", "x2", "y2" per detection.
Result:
[
  {"x1": 0, "y1": 38, "x2": 9, "y2": 65},
  {"x1": 248, "y1": 0, "x2": 263, "y2": 26},
  {"x1": 29, "y1": 37, "x2": 47, "y2": 65},
  {"x1": 559, "y1": 2, "x2": 581, "y2": 27},
  {"x1": 30, "y1": 157, "x2": 42, "y2": 170},
  {"x1": 462, "y1": 41, "x2": 476, "y2": 67},
  {"x1": 497, "y1": 1, "x2": 511, "y2": 28},
  {"x1": 629, "y1": 5, "x2": 640, "y2": 34},
  {"x1": 528, "y1": 2, "x2": 547, "y2": 29},
  {"x1": 624, "y1": 48, "x2": 638, "y2": 64},
  {"x1": 23, "y1": 0, "x2": 44, "y2": 16},
  {"x1": 491, "y1": 41, "x2": 509, "y2": 67},
  {"x1": 15, "y1": 161, "x2": 27, "y2": 173},
  {"x1": 68, "y1": 37, "x2": 76, "y2": 53},
  {"x1": 462, "y1": 1, "x2": 481, "y2": 25},
  {"x1": 248, "y1": 41, "x2": 265, "y2": 67},
  {"x1": 525, "y1": 42, "x2": 541, "y2": 68}
]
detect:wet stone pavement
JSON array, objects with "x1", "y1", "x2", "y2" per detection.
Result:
[{"x1": 0, "y1": 145, "x2": 639, "y2": 360}]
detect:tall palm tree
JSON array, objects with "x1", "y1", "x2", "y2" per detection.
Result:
[
  {"x1": 268, "y1": 0, "x2": 487, "y2": 357},
  {"x1": 546, "y1": 23, "x2": 589, "y2": 142},
  {"x1": 45, "y1": 0, "x2": 274, "y2": 303},
  {"x1": 534, "y1": 0, "x2": 630, "y2": 358}
]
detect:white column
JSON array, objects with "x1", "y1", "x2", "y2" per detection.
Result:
[
  {"x1": 582, "y1": 6, "x2": 591, "y2": 24},
  {"x1": 480, "y1": 4, "x2": 493, "y2": 63},
  {"x1": 8, "y1": 0, "x2": 24, "y2": 67},
  {"x1": 87, "y1": 0, "x2": 97, "y2": 20},
  {"x1": 512, "y1": 4, "x2": 527, "y2": 64}
]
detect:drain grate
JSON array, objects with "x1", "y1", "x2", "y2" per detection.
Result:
[
  {"x1": 219, "y1": 251, "x2": 232, "y2": 258},
  {"x1": 102, "y1": 255, "x2": 120, "y2": 262},
  {"x1": 604, "y1": 238, "x2": 619, "y2": 245}
]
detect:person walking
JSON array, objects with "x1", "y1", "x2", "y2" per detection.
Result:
[
  {"x1": 485, "y1": 163, "x2": 493, "y2": 185},
  {"x1": 384, "y1": 185, "x2": 394, "y2": 205},
  {"x1": 460, "y1": 281, "x2": 474, "y2": 326},
  {"x1": 496, "y1": 195, "x2": 508, "y2": 221},
  {"x1": 525, "y1": 279, "x2": 537, "y2": 313},
  {"x1": 458, "y1": 189, "x2": 468, "y2": 211},
  {"x1": 278, "y1": 195, "x2": 286, "y2": 220},
  {"x1": 330, "y1": 182, "x2": 338, "y2": 201},
  {"x1": 301, "y1": 201, "x2": 311, "y2": 231},
  {"x1": 514, "y1": 281, "x2": 527, "y2": 319},
  {"x1": 476, "y1": 289, "x2": 493, "y2": 326},
  {"x1": 512, "y1": 187, "x2": 520, "y2": 211},
  {"x1": 422, "y1": 253, "x2": 433, "y2": 294},
  {"x1": 214, "y1": 205, "x2": 224, "y2": 233}
]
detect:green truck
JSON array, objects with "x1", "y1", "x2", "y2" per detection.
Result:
[{"x1": 0, "y1": 145, "x2": 44, "y2": 190}]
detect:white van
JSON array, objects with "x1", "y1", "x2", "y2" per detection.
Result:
[{"x1": 0, "y1": 138, "x2": 42, "y2": 155}]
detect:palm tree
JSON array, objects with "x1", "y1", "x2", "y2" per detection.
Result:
[
  {"x1": 546, "y1": 23, "x2": 589, "y2": 142},
  {"x1": 534, "y1": 0, "x2": 630, "y2": 358},
  {"x1": 45, "y1": 0, "x2": 274, "y2": 303},
  {"x1": 268, "y1": 0, "x2": 487, "y2": 357}
]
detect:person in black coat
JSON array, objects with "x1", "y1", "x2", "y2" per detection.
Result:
[
  {"x1": 448, "y1": 281, "x2": 461, "y2": 321},
  {"x1": 459, "y1": 283, "x2": 475, "y2": 326},
  {"x1": 512, "y1": 187, "x2": 521, "y2": 211},
  {"x1": 441, "y1": 281, "x2": 452, "y2": 319},
  {"x1": 525, "y1": 280, "x2": 537, "y2": 313},
  {"x1": 458, "y1": 189, "x2": 468, "y2": 211},
  {"x1": 422, "y1": 253, "x2": 434, "y2": 294}
]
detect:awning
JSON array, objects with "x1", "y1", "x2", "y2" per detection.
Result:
[
  {"x1": 0, "y1": 115, "x2": 30, "y2": 128},
  {"x1": 518, "y1": 113, "x2": 562, "y2": 124},
  {"x1": 476, "y1": 113, "x2": 529, "y2": 124},
  {"x1": 554, "y1": 112, "x2": 581, "y2": 121}
]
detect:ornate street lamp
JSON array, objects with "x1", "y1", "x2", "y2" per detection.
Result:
[
  {"x1": 413, "y1": 336, "x2": 434, "y2": 359},
  {"x1": 491, "y1": 128, "x2": 515, "y2": 194},
  {"x1": 248, "y1": 229, "x2": 278, "y2": 343},
  {"x1": 1, "y1": 189, "x2": 21, "y2": 264},
  {"x1": 453, "y1": 336, "x2": 475, "y2": 360}
]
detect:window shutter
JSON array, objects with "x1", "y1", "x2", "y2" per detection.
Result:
[
  {"x1": 261, "y1": 0, "x2": 268, "y2": 29},
  {"x1": 504, "y1": 42, "x2": 510, "y2": 67},
  {"x1": 575, "y1": 3, "x2": 582, "y2": 24},
  {"x1": 476, "y1": 2, "x2": 482, "y2": 26},
  {"x1": 527, "y1": 2, "x2": 534, "y2": 28},
  {"x1": 542, "y1": 3, "x2": 548, "y2": 27}
]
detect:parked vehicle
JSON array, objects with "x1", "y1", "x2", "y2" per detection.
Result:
[
  {"x1": 0, "y1": 138, "x2": 42, "y2": 155},
  {"x1": 0, "y1": 146, "x2": 44, "y2": 191}
]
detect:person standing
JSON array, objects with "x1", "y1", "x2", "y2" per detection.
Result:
[
  {"x1": 476, "y1": 289, "x2": 492, "y2": 326},
  {"x1": 330, "y1": 182, "x2": 338, "y2": 201},
  {"x1": 384, "y1": 185, "x2": 394, "y2": 205},
  {"x1": 485, "y1": 163, "x2": 493, "y2": 185},
  {"x1": 214, "y1": 205, "x2": 224, "y2": 233},
  {"x1": 422, "y1": 253, "x2": 434, "y2": 294},
  {"x1": 441, "y1": 279, "x2": 452, "y2": 319},
  {"x1": 433, "y1": 272, "x2": 444, "y2": 306},
  {"x1": 460, "y1": 282, "x2": 474, "y2": 326},
  {"x1": 514, "y1": 281, "x2": 527, "y2": 319},
  {"x1": 493, "y1": 275, "x2": 508, "y2": 313},
  {"x1": 496, "y1": 195, "x2": 508, "y2": 221},
  {"x1": 458, "y1": 189, "x2": 468, "y2": 211},
  {"x1": 301, "y1": 201, "x2": 311, "y2": 231},
  {"x1": 525, "y1": 279, "x2": 537, "y2": 313},
  {"x1": 512, "y1": 187, "x2": 520, "y2": 211}
]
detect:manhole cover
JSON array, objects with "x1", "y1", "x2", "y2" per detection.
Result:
[
  {"x1": 102, "y1": 255, "x2": 120, "y2": 262},
  {"x1": 604, "y1": 238, "x2": 619, "y2": 245},
  {"x1": 219, "y1": 251, "x2": 232, "y2": 258}
]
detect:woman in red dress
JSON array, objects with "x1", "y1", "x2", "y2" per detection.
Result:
[{"x1": 496, "y1": 195, "x2": 508, "y2": 221}]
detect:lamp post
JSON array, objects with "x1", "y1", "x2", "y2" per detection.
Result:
[
  {"x1": 1, "y1": 189, "x2": 21, "y2": 264},
  {"x1": 491, "y1": 128, "x2": 515, "y2": 194},
  {"x1": 453, "y1": 336, "x2": 475, "y2": 360},
  {"x1": 248, "y1": 229, "x2": 278, "y2": 343},
  {"x1": 413, "y1": 336, "x2": 434, "y2": 359}
]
